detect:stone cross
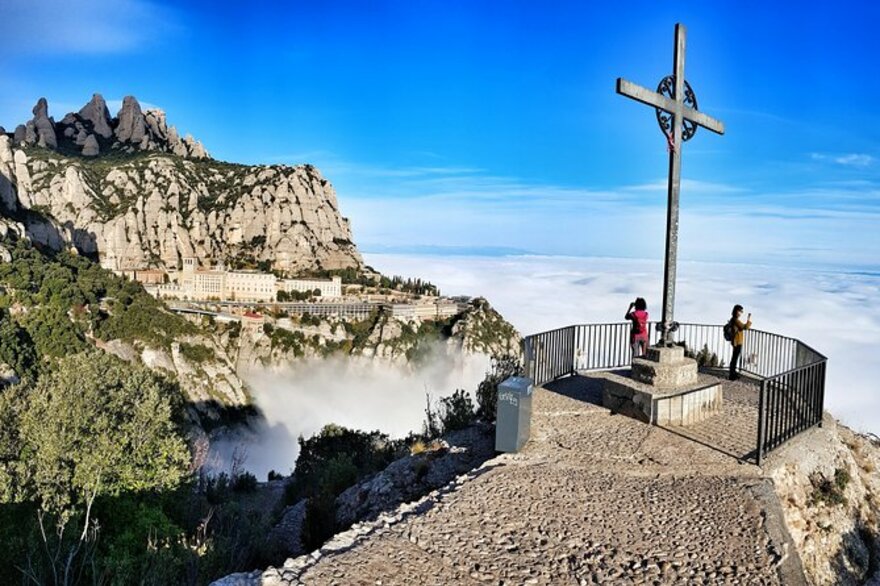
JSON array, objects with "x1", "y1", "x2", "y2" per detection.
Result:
[{"x1": 616, "y1": 23, "x2": 725, "y2": 346}]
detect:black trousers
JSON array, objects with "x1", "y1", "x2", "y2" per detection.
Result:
[{"x1": 730, "y1": 344, "x2": 742, "y2": 379}]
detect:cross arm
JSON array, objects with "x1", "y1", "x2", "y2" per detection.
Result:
[{"x1": 616, "y1": 78, "x2": 725, "y2": 135}]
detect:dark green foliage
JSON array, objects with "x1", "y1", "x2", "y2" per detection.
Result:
[
  {"x1": 94, "y1": 290, "x2": 197, "y2": 347},
  {"x1": 22, "y1": 305, "x2": 89, "y2": 358},
  {"x1": 300, "y1": 454, "x2": 359, "y2": 550},
  {"x1": 293, "y1": 267, "x2": 440, "y2": 296},
  {"x1": 0, "y1": 239, "x2": 198, "y2": 361},
  {"x1": 0, "y1": 313, "x2": 39, "y2": 383},
  {"x1": 286, "y1": 424, "x2": 403, "y2": 549},
  {"x1": 0, "y1": 352, "x2": 192, "y2": 584},
  {"x1": 231, "y1": 471, "x2": 258, "y2": 493},
  {"x1": 475, "y1": 355, "x2": 524, "y2": 422},
  {"x1": 423, "y1": 389, "x2": 477, "y2": 438},
  {"x1": 269, "y1": 327, "x2": 307, "y2": 357},
  {"x1": 438, "y1": 390, "x2": 476, "y2": 433},
  {"x1": 179, "y1": 342, "x2": 214, "y2": 364}
]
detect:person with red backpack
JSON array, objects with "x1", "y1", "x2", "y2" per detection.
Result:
[
  {"x1": 725, "y1": 304, "x2": 752, "y2": 380},
  {"x1": 625, "y1": 297, "x2": 649, "y2": 359}
]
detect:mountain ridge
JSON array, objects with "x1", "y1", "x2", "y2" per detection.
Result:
[{"x1": 0, "y1": 94, "x2": 363, "y2": 274}]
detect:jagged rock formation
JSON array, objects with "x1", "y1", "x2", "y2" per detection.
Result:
[
  {"x1": 8, "y1": 94, "x2": 208, "y2": 159},
  {"x1": 0, "y1": 95, "x2": 362, "y2": 273},
  {"x1": 78, "y1": 93, "x2": 114, "y2": 139}
]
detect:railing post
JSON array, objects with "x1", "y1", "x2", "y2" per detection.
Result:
[
  {"x1": 756, "y1": 379, "x2": 767, "y2": 466},
  {"x1": 570, "y1": 326, "x2": 577, "y2": 375},
  {"x1": 820, "y1": 360, "x2": 827, "y2": 427}
]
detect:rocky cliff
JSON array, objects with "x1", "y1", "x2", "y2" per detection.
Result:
[
  {"x1": 0, "y1": 95, "x2": 362, "y2": 274},
  {"x1": 204, "y1": 297, "x2": 521, "y2": 371}
]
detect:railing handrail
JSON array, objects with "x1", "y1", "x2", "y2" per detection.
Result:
[
  {"x1": 522, "y1": 320, "x2": 827, "y2": 465},
  {"x1": 762, "y1": 356, "x2": 828, "y2": 381},
  {"x1": 525, "y1": 321, "x2": 827, "y2": 373}
]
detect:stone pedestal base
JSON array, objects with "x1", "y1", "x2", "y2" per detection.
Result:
[
  {"x1": 600, "y1": 345, "x2": 723, "y2": 426},
  {"x1": 602, "y1": 373, "x2": 722, "y2": 426},
  {"x1": 631, "y1": 346, "x2": 698, "y2": 388}
]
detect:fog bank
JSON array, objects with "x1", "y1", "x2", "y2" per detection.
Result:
[{"x1": 206, "y1": 345, "x2": 490, "y2": 479}]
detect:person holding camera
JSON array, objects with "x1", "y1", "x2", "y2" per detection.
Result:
[
  {"x1": 625, "y1": 297, "x2": 649, "y2": 359},
  {"x1": 728, "y1": 304, "x2": 752, "y2": 381}
]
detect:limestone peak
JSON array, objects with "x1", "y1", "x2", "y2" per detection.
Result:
[{"x1": 3, "y1": 93, "x2": 210, "y2": 160}]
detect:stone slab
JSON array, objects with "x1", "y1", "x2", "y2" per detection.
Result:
[
  {"x1": 645, "y1": 345, "x2": 685, "y2": 364},
  {"x1": 631, "y1": 354, "x2": 698, "y2": 388},
  {"x1": 600, "y1": 370, "x2": 722, "y2": 426}
]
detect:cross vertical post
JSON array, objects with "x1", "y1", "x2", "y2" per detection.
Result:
[
  {"x1": 662, "y1": 24, "x2": 686, "y2": 347},
  {"x1": 616, "y1": 23, "x2": 725, "y2": 346}
]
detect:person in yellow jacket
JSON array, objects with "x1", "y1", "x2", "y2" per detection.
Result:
[{"x1": 728, "y1": 304, "x2": 752, "y2": 380}]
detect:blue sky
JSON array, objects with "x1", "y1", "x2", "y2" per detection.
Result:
[{"x1": 1, "y1": 1, "x2": 879, "y2": 269}]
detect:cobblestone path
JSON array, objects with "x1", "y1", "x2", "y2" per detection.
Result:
[
  {"x1": 284, "y1": 374, "x2": 806, "y2": 586},
  {"x1": 664, "y1": 377, "x2": 761, "y2": 461}
]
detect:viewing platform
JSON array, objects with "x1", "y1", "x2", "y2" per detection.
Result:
[{"x1": 522, "y1": 322, "x2": 827, "y2": 464}]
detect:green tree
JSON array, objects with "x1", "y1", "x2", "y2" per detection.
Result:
[{"x1": 3, "y1": 352, "x2": 190, "y2": 585}]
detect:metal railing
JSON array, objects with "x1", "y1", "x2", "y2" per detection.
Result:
[{"x1": 523, "y1": 322, "x2": 827, "y2": 464}]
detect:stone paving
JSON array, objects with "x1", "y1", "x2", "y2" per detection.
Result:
[
  {"x1": 663, "y1": 376, "x2": 762, "y2": 461},
  {"x1": 279, "y1": 372, "x2": 806, "y2": 585}
]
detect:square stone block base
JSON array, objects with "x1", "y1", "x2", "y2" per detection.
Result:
[
  {"x1": 631, "y1": 345, "x2": 698, "y2": 388},
  {"x1": 601, "y1": 371, "x2": 723, "y2": 426}
]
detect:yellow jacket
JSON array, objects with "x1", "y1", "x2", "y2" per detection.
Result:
[{"x1": 733, "y1": 318, "x2": 752, "y2": 346}]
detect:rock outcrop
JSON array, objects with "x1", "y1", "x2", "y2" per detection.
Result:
[
  {"x1": 0, "y1": 96, "x2": 362, "y2": 273},
  {"x1": 77, "y1": 93, "x2": 113, "y2": 139},
  {"x1": 9, "y1": 94, "x2": 209, "y2": 160},
  {"x1": 114, "y1": 95, "x2": 147, "y2": 145},
  {"x1": 26, "y1": 98, "x2": 57, "y2": 150},
  {"x1": 768, "y1": 421, "x2": 880, "y2": 586}
]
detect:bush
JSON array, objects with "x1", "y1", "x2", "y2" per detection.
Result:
[
  {"x1": 231, "y1": 471, "x2": 258, "y2": 493},
  {"x1": 810, "y1": 467, "x2": 851, "y2": 506},
  {"x1": 423, "y1": 390, "x2": 477, "y2": 437},
  {"x1": 678, "y1": 342, "x2": 722, "y2": 368},
  {"x1": 475, "y1": 354, "x2": 523, "y2": 422},
  {"x1": 301, "y1": 454, "x2": 359, "y2": 550},
  {"x1": 179, "y1": 342, "x2": 214, "y2": 364},
  {"x1": 438, "y1": 389, "x2": 476, "y2": 433},
  {"x1": 285, "y1": 425, "x2": 402, "y2": 549}
]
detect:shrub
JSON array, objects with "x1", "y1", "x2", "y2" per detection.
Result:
[
  {"x1": 439, "y1": 389, "x2": 475, "y2": 432},
  {"x1": 231, "y1": 471, "x2": 258, "y2": 493},
  {"x1": 810, "y1": 467, "x2": 851, "y2": 506},
  {"x1": 179, "y1": 342, "x2": 214, "y2": 364},
  {"x1": 475, "y1": 354, "x2": 523, "y2": 422}
]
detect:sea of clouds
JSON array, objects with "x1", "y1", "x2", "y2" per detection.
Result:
[
  {"x1": 212, "y1": 252, "x2": 879, "y2": 478},
  {"x1": 364, "y1": 253, "x2": 880, "y2": 437}
]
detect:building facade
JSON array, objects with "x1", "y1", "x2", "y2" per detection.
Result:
[{"x1": 279, "y1": 276, "x2": 342, "y2": 298}]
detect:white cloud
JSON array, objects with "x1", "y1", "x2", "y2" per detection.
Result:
[
  {"x1": 364, "y1": 253, "x2": 880, "y2": 437},
  {"x1": 811, "y1": 152, "x2": 875, "y2": 167},
  {"x1": 0, "y1": 0, "x2": 179, "y2": 55},
  {"x1": 623, "y1": 178, "x2": 748, "y2": 194}
]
